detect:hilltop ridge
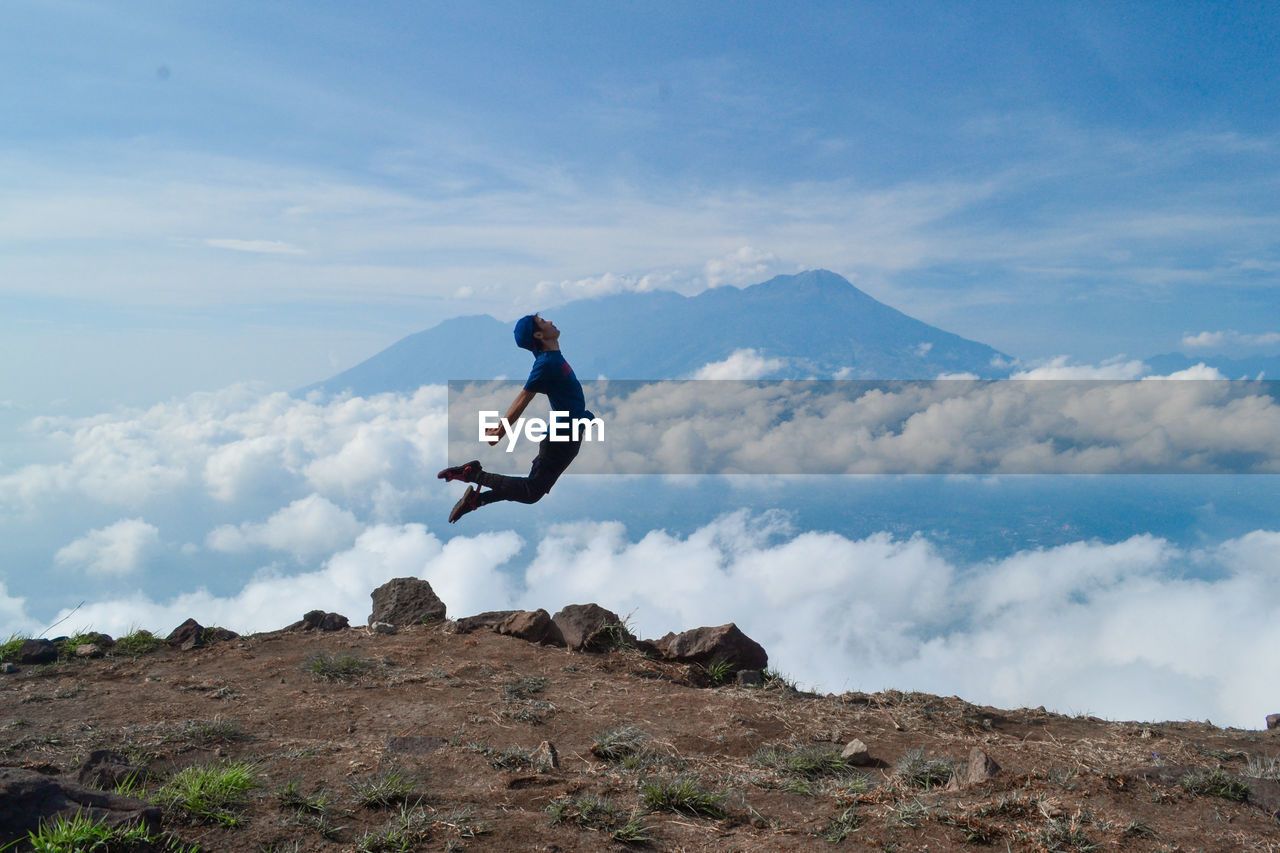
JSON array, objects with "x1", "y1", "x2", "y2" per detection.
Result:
[{"x1": 3, "y1": 582, "x2": 1280, "y2": 851}]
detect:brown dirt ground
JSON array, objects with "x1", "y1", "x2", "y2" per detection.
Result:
[{"x1": 3, "y1": 622, "x2": 1280, "y2": 852}]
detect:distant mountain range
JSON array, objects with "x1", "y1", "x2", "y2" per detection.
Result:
[
  {"x1": 302, "y1": 269, "x2": 1279, "y2": 397},
  {"x1": 303, "y1": 270, "x2": 1014, "y2": 396}
]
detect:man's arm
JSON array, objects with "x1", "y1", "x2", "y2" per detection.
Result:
[{"x1": 486, "y1": 388, "x2": 538, "y2": 445}]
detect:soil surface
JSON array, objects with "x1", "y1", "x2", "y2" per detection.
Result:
[{"x1": 3, "y1": 622, "x2": 1280, "y2": 851}]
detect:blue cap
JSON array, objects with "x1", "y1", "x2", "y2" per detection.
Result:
[{"x1": 514, "y1": 314, "x2": 539, "y2": 353}]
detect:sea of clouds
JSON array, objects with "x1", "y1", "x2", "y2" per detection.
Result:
[{"x1": 2, "y1": 379, "x2": 1279, "y2": 728}]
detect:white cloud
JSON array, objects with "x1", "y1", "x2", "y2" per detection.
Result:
[
  {"x1": 691, "y1": 349, "x2": 787, "y2": 380},
  {"x1": 54, "y1": 519, "x2": 160, "y2": 577},
  {"x1": 704, "y1": 246, "x2": 780, "y2": 288},
  {"x1": 530, "y1": 271, "x2": 674, "y2": 303},
  {"x1": 1010, "y1": 355, "x2": 1147, "y2": 379},
  {"x1": 2, "y1": 384, "x2": 448, "y2": 513},
  {"x1": 54, "y1": 523, "x2": 522, "y2": 639},
  {"x1": 203, "y1": 238, "x2": 306, "y2": 255},
  {"x1": 206, "y1": 494, "x2": 364, "y2": 561},
  {"x1": 43, "y1": 512, "x2": 1280, "y2": 728},
  {"x1": 1182, "y1": 330, "x2": 1280, "y2": 349}
]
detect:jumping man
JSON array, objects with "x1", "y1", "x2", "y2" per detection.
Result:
[{"x1": 437, "y1": 314, "x2": 594, "y2": 523}]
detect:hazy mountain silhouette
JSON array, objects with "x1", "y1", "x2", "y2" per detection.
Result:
[{"x1": 303, "y1": 270, "x2": 1012, "y2": 395}]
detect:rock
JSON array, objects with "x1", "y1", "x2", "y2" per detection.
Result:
[
  {"x1": 840, "y1": 739, "x2": 872, "y2": 766},
  {"x1": 551, "y1": 604, "x2": 632, "y2": 652},
  {"x1": 453, "y1": 610, "x2": 519, "y2": 634},
  {"x1": 948, "y1": 747, "x2": 1001, "y2": 790},
  {"x1": 1267, "y1": 713, "x2": 1280, "y2": 730},
  {"x1": 203, "y1": 626, "x2": 239, "y2": 643},
  {"x1": 0, "y1": 767, "x2": 161, "y2": 846},
  {"x1": 651, "y1": 623, "x2": 768, "y2": 672},
  {"x1": 74, "y1": 644, "x2": 104, "y2": 659},
  {"x1": 1, "y1": 663, "x2": 15, "y2": 674},
  {"x1": 288, "y1": 610, "x2": 350, "y2": 632},
  {"x1": 17, "y1": 639, "x2": 57, "y2": 665},
  {"x1": 166, "y1": 618, "x2": 205, "y2": 650},
  {"x1": 737, "y1": 669, "x2": 763, "y2": 687},
  {"x1": 77, "y1": 750, "x2": 142, "y2": 790},
  {"x1": 369, "y1": 621, "x2": 398, "y2": 635},
  {"x1": 80, "y1": 632, "x2": 115, "y2": 649},
  {"x1": 369, "y1": 577, "x2": 447, "y2": 626},
  {"x1": 498, "y1": 609, "x2": 564, "y2": 645},
  {"x1": 531, "y1": 741, "x2": 560, "y2": 771}
]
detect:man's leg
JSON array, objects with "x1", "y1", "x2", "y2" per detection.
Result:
[{"x1": 475, "y1": 436, "x2": 580, "y2": 505}]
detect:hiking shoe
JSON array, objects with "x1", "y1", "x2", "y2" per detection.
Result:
[
  {"x1": 448, "y1": 486, "x2": 481, "y2": 523},
  {"x1": 437, "y1": 460, "x2": 482, "y2": 483}
]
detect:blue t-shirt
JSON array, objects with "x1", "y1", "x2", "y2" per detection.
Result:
[{"x1": 524, "y1": 350, "x2": 594, "y2": 421}]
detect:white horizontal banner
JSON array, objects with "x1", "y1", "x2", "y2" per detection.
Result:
[{"x1": 447, "y1": 380, "x2": 1280, "y2": 475}]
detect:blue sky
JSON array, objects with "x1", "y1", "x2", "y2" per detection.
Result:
[{"x1": 4, "y1": 0, "x2": 1280, "y2": 411}]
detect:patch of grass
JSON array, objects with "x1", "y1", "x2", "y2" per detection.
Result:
[
  {"x1": 114, "y1": 628, "x2": 162, "y2": 657},
  {"x1": 591, "y1": 725, "x2": 651, "y2": 762},
  {"x1": 504, "y1": 701, "x2": 555, "y2": 725},
  {"x1": 20, "y1": 811, "x2": 198, "y2": 853},
  {"x1": 547, "y1": 794, "x2": 623, "y2": 830},
  {"x1": 355, "y1": 803, "x2": 433, "y2": 853},
  {"x1": 818, "y1": 806, "x2": 862, "y2": 843},
  {"x1": 640, "y1": 777, "x2": 727, "y2": 819},
  {"x1": 306, "y1": 651, "x2": 375, "y2": 682},
  {"x1": 760, "y1": 668, "x2": 798, "y2": 691},
  {"x1": 753, "y1": 744, "x2": 853, "y2": 779},
  {"x1": 276, "y1": 779, "x2": 331, "y2": 814},
  {"x1": 0, "y1": 632, "x2": 30, "y2": 662},
  {"x1": 597, "y1": 618, "x2": 637, "y2": 651},
  {"x1": 54, "y1": 631, "x2": 99, "y2": 660},
  {"x1": 702, "y1": 658, "x2": 735, "y2": 686},
  {"x1": 894, "y1": 747, "x2": 956, "y2": 790},
  {"x1": 502, "y1": 675, "x2": 548, "y2": 701},
  {"x1": 177, "y1": 715, "x2": 251, "y2": 746},
  {"x1": 352, "y1": 768, "x2": 416, "y2": 808},
  {"x1": 546, "y1": 795, "x2": 654, "y2": 844},
  {"x1": 1038, "y1": 814, "x2": 1100, "y2": 852},
  {"x1": 1245, "y1": 754, "x2": 1280, "y2": 780},
  {"x1": 611, "y1": 813, "x2": 655, "y2": 845},
  {"x1": 155, "y1": 759, "x2": 260, "y2": 826},
  {"x1": 889, "y1": 798, "x2": 929, "y2": 827},
  {"x1": 1179, "y1": 767, "x2": 1249, "y2": 802}
]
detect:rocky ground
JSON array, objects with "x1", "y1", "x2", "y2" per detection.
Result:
[{"x1": 2, "y1": 603, "x2": 1280, "y2": 852}]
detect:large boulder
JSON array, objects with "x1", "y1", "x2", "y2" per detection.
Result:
[
  {"x1": 551, "y1": 604, "x2": 632, "y2": 652},
  {"x1": 652, "y1": 623, "x2": 768, "y2": 672},
  {"x1": 166, "y1": 618, "x2": 205, "y2": 650},
  {"x1": 453, "y1": 610, "x2": 519, "y2": 634},
  {"x1": 288, "y1": 610, "x2": 350, "y2": 632},
  {"x1": 17, "y1": 639, "x2": 57, "y2": 665},
  {"x1": 0, "y1": 767, "x2": 161, "y2": 846},
  {"x1": 369, "y1": 578, "x2": 447, "y2": 626},
  {"x1": 497, "y1": 609, "x2": 565, "y2": 646}
]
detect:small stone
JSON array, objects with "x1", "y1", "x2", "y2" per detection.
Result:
[
  {"x1": 1267, "y1": 713, "x2": 1280, "y2": 730},
  {"x1": 74, "y1": 644, "x2": 103, "y2": 659},
  {"x1": 948, "y1": 746, "x2": 1001, "y2": 789},
  {"x1": 1, "y1": 662, "x2": 16, "y2": 674},
  {"x1": 370, "y1": 622, "x2": 397, "y2": 635},
  {"x1": 736, "y1": 669, "x2": 763, "y2": 687},
  {"x1": 531, "y1": 741, "x2": 560, "y2": 771},
  {"x1": 840, "y1": 738, "x2": 872, "y2": 765}
]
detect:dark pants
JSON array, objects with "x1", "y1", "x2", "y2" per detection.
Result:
[{"x1": 476, "y1": 435, "x2": 581, "y2": 505}]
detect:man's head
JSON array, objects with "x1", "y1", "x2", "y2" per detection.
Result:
[{"x1": 513, "y1": 314, "x2": 560, "y2": 354}]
